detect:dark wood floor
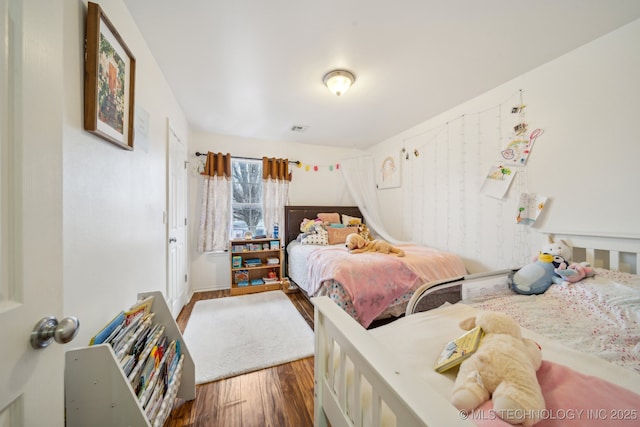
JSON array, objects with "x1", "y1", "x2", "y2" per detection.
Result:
[{"x1": 165, "y1": 289, "x2": 316, "y2": 427}]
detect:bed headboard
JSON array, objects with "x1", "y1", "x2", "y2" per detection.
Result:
[
  {"x1": 547, "y1": 232, "x2": 640, "y2": 274},
  {"x1": 283, "y1": 205, "x2": 363, "y2": 248}
]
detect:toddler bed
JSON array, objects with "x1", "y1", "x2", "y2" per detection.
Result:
[
  {"x1": 284, "y1": 205, "x2": 466, "y2": 327},
  {"x1": 313, "y1": 233, "x2": 640, "y2": 426}
]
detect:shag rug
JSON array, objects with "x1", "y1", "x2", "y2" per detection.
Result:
[{"x1": 182, "y1": 290, "x2": 314, "y2": 384}]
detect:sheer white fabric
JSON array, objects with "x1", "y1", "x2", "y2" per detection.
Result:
[
  {"x1": 263, "y1": 178, "x2": 289, "y2": 238},
  {"x1": 341, "y1": 155, "x2": 408, "y2": 244},
  {"x1": 198, "y1": 175, "x2": 231, "y2": 252}
]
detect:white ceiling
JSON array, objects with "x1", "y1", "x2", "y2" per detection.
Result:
[{"x1": 123, "y1": 0, "x2": 640, "y2": 149}]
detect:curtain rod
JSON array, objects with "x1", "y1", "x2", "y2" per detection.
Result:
[{"x1": 194, "y1": 151, "x2": 300, "y2": 165}]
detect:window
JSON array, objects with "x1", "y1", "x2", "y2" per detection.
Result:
[{"x1": 231, "y1": 159, "x2": 265, "y2": 238}]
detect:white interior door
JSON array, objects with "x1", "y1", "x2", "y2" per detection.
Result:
[
  {"x1": 167, "y1": 122, "x2": 188, "y2": 317},
  {"x1": 0, "y1": 0, "x2": 66, "y2": 425}
]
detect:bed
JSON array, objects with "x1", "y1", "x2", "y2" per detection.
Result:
[
  {"x1": 284, "y1": 205, "x2": 467, "y2": 327},
  {"x1": 313, "y1": 233, "x2": 640, "y2": 426}
]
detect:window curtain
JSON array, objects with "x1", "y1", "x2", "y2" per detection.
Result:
[
  {"x1": 262, "y1": 157, "x2": 291, "y2": 238},
  {"x1": 198, "y1": 152, "x2": 231, "y2": 252},
  {"x1": 340, "y1": 155, "x2": 408, "y2": 244}
]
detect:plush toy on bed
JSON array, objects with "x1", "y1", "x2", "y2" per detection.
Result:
[
  {"x1": 451, "y1": 311, "x2": 545, "y2": 426},
  {"x1": 534, "y1": 236, "x2": 572, "y2": 263},
  {"x1": 345, "y1": 233, "x2": 405, "y2": 256},
  {"x1": 357, "y1": 223, "x2": 372, "y2": 241},
  {"x1": 554, "y1": 261, "x2": 595, "y2": 285},
  {"x1": 509, "y1": 253, "x2": 568, "y2": 295}
]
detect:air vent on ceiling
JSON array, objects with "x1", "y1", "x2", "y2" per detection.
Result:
[{"x1": 290, "y1": 125, "x2": 309, "y2": 133}]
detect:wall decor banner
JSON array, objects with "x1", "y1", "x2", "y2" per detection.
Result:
[
  {"x1": 375, "y1": 153, "x2": 401, "y2": 189},
  {"x1": 84, "y1": 2, "x2": 136, "y2": 150}
]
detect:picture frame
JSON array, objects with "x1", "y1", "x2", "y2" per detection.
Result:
[
  {"x1": 375, "y1": 152, "x2": 401, "y2": 189},
  {"x1": 84, "y1": 2, "x2": 136, "y2": 150}
]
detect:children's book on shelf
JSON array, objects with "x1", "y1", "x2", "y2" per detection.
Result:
[
  {"x1": 232, "y1": 255, "x2": 242, "y2": 268},
  {"x1": 433, "y1": 326, "x2": 484, "y2": 373},
  {"x1": 234, "y1": 269, "x2": 249, "y2": 282},
  {"x1": 270, "y1": 240, "x2": 280, "y2": 250}
]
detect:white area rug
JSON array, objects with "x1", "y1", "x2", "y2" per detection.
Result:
[{"x1": 183, "y1": 290, "x2": 314, "y2": 384}]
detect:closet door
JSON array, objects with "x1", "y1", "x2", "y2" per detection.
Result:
[{"x1": 167, "y1": 122, "x2": 188, "y2": 317}]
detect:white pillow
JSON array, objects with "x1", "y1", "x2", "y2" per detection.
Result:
[
  {"x1": 342, "y1": 214, "x2": 362, "y2": 226},
  {"x1": 300, "y1": 226, "x2": 328, "y2": 245}
]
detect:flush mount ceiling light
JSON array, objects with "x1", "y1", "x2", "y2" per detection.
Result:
[{"x1": 323, "y1": 70, "x2": 356, "y2": 96}]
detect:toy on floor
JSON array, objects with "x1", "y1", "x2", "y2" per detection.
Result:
[
  {"x1": 450, "y1": 311, "x2": 545, "y2": 426},
  {"x1": 510, "y1": 253, "x2": 568, "y2": 295},
  {"x1": 345, "y1": 233, "x2": 405, "y2": 256},
  {"x1": 554, "y1": 262, "x2": 595, "y2": 285}
]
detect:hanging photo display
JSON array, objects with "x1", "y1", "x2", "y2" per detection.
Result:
[{"x1": 498, "y1": 94, "x2": 544, "y2": 166}]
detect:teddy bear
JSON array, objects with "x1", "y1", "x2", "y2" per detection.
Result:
[
  {"x1": 554, "y1": 262, "x2": 595, "y2": 285},
  {"x1": 345, "y1": 233, "x2": 405, "y2": 256},
  {"x1": 451, "y1": 311, "x2": 545, "y2": 426},
  {"x1": 510, "y1": 253, "x2": 568, "y2": 295}
]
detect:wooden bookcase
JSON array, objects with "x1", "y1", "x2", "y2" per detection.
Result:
[
  {"x1": 64, "y1": 291, "x2": 195, "y2": 427},
  {"x1": 230, "y1": 238, "x2": 282, "y2": 295}
]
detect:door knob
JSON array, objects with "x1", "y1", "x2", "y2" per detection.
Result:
[
  {"x1": 169, "y1": 237, "x2": 177, "y2": 243},
  {"x1": 30, "y1": 316, "x2": 80, "y2": 349}
]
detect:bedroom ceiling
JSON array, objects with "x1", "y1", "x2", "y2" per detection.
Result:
[{"x1": 123, "y1": 0, "x2": 640, "y2": 149}]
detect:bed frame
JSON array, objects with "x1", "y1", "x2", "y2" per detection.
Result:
[
  {"x1": 283, "y1": 205, "x2": 363, "y2": 279},
  {"x1": 313, "y1": 233, "x2": 640, "y2": 427}
]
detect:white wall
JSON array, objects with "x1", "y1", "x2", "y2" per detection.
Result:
[
  {"x1": 369, "y1": 18, "x2": 640, "y2": 273},
  {"x1": 188, "y1": 130, "x2": 361, "y2": 290},
  {"x1": 62, "y1": 0, "x2": 189, "y2": 345}
]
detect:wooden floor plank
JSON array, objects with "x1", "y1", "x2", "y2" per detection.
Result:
[{"x1": 164, "y1": 290, "x2": 315, "y2": 427}]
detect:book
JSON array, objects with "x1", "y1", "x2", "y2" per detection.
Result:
[
  {"x1": 234, "y1": 270, "x2": 249, "y2": 282},
  {"x1": 232, "y1": 256, "x2": 242, "y2": 268},
  {"x1": 270, "y1": 240, "x2": 280, "y2": 250},
  {"x1": 433, "y1": 326, "x2": 484, "y2": 373},
  {"x1": 251, "y1": 278, "x2": 264, "y2": 285},
  {"x1": 89, "y1": 311, "x2": 125, "y2": 345}
]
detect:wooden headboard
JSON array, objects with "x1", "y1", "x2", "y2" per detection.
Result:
[
  {"x1": 283, "y1": 205, "x2": 363, "y2": 276},
  {"x1": 283, "y1": 205, "x2": 363, "y2": 247}
]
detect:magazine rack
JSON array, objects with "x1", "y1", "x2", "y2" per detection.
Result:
[{"x1": 65, "y1": 291, "x2": 195, "y2": 427}]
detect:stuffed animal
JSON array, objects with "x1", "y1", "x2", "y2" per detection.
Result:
[
  {"x1": 534, "y1": 236, "x2": 572, "y2": 263},
  {"x1": 345, "y1": 233, "x2": 405, "y2": 256},
  {"x1": 510, "y1": 253, "x2": 567, "y2": 295},
  {"x1": 451, "y1": 311, "x2": 545, "y2": 426},
  {"x1": 357, "y1": 223, "x2": 372, "y2": 241},
  {"x1": 554, "y1": 262, "x2": 595, "y2": 285}
]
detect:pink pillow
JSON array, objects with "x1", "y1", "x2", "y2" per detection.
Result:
[
  {"x1": 317, "y1": 212, "x2": 341, "y2": 224},
  {"x1": 327, "y1": 226, "x2": 359, "y2": 245}
]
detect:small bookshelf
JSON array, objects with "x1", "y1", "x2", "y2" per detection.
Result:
[
  {"x1": 229, "y1": 238, "x2": 282, "y2": 295},
  {"x1": 64, "y1": 292, "x2": 195, "y2": 427}
]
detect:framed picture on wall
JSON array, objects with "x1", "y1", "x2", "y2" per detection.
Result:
[
  {"x1": 84, "y1": 2, "x2": 136, "y2": 150},
  {"x1": 375, "y1": 152, "x2": 401, "y2": 189}
]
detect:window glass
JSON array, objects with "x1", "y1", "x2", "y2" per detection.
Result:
[{"x1": 231, "y1": 159, "x2": 264, "y2": 238}]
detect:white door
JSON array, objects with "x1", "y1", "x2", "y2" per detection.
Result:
[
  {"x1": 167, "y1": 122, "x2": 188, "y2": 317},
  {"x1": 0, "y1": 0, "x2": 67, "y2": 425}
]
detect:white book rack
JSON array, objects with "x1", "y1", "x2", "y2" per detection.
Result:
[{"x1": 65, "y1": 291, "x2": 195, "y2": 427}]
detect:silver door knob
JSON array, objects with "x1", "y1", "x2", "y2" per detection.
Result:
[{"x1": 30, "y1": 316, "x2": 80, "y2": 349}]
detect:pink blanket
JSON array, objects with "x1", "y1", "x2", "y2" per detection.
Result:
[
  {"x1": 306, "y1": 244, "x2": 466, "y2": 327},
  {"x1": 471, "y1": 361, "x2": 640, "y2": 426}
]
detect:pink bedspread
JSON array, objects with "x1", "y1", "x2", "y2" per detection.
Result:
[
  {"x1": 306, "y1": 244, "x2": 466, "y2": 327},
  {"x1": 471, "y1": 361, "x2": 640, "y2": 426}
]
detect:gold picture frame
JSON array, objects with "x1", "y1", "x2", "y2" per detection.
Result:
[{"x1": 84, "y1": 2, "x2": 136, "y2": 150}]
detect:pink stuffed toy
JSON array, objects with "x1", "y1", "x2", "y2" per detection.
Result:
[{"x1": 554, "y1": 262, "x2": 594, "y2": 285}]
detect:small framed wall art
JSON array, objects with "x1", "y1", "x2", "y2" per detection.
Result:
[
  {"x1": 375, "y1": 152, "x2": 401, "y2": 189},
  {"x1": 84, "y1": 2, "x2": 136, "y2": 150}
]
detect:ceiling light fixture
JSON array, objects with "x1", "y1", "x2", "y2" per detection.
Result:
[{"x1": 323, "y1": 70, "x2": 355, "y2": 96}]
